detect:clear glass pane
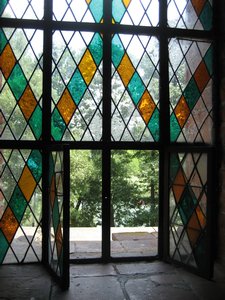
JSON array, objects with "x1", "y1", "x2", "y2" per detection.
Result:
[
  {"x1": 1, "y1": 0, "x2": 44, "y2": 20},
  {"x1": 51, "y1": 31, "x2": 103, "y2": 141},
  {"x1": 111, "y1": 34, "x2": 159, "y2": 142},
  {"x1": 70, "y1": 150, "x2": 102, "y2": 259},
  {"x1": 112, "y1": 0, "x2": 159, "y2": 26},
  {"x1": 111, "y1": 150, "x2": 159, "y2": 257},
  {"x1": 169, "y1": 38, "x2": 213, "y2": 143}
]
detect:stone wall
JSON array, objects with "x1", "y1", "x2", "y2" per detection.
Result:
[{"x1": 218, "y1": 1, "x2": 225, "y2": 267}]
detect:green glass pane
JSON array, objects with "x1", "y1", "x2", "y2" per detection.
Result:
[
  {"x1": 179, "y1": 188, "x2": 196, "y2": 224},
  {"x1": 112, "y1": 0, "x2": 125, "y2": 23},
  {"x1": 8, "y1": 64, "x2": 27, "y2": 100},
  {"x1": 194, "y1": 233, "x2": 207, "y2": 270},
  {"x1": 170, "y1": 153, "x2": 180, "y2": 182},
  {"x1": 9, "y1": 186, "x2": 27, "y2": 222},
  {"x1": 184, "y1": 77, "x2": 200, "y2": 110},
  {"x1": 112, "y1": 34, "x2": 124, "y2": 68},
  {"x1": 51, "y1": 108, "x2": 66, "y2": 141},
  {"x1": 0, "y1": 230, "x2": 8, "y2": 264},
  {"x1": 148, "y1": 108, "x2": 159, "y2": 142},
  {"x1": 200, "y1": 2, "x2": 212, "y2": 31},
  {"x1": 89, "y1": 0, "x2": 103, "y2": 23},
  {"x1": 0, "y1": 29, "x2": 7, "y2": 53},
  {"x1": 28, "y1": 150, "x2": 42, "y2": 182},
  {"x1": 89, "y1": 33, "x2": 103, "y2": 66},
  {"x1": 29, "y1": 106, "x2": 42, "y2": 140},
  {"x1": 0, "y1": 0, "x2": 7, "y2": 16},
  {"x1": 68, "y1": 69, "x2": 86, "y2": 105},
  {"x1": 170, "y1": 113, "x2": 181, "y2": 142},
  {"x1": 53, "y1": 200, "x2": 60, "y2": 232},
  {"x1": 204, "y1": 46, "x2": 213, "y2": 76},
  {"x1": 128, "y1": 72, "x2": 145, "y2": 105}
]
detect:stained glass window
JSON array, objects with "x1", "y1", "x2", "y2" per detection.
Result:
[
  {"x1": 0, "y1": 28, "x2": 43, "y2": 140},
  {"x1": 0, "y1": 0, "x2": 44, "y2": 20},
  {"x1": 0, "y1": 149, "x2": 42, "y2": 264},
  {"x1": 53, "y1": 0, "x2": 103, "y2": 23},
  {"x1": 112, "y1": 0, "x2": 159, "y2": 26},
  {"x1": 168, "y1": 0, "x2": 213, "y2": 30},
  {"x1": 169, "y1": 152, "x2": 208, "y2": 271},
  {"x1": 169, "y1": 39, "x2": 213, "y2": 143},
  {"x1": 111, "y1": 34, "x2": 159, "y2": 141},
  {"x1": 51, "y1": 31, "x2": 103, "y2": 141}
]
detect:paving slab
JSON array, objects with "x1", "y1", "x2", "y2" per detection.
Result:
[{"x1": 70, "y1": 264, "x2": 117, "y2": 277}]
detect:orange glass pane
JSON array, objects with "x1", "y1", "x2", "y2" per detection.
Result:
[
  {"x1": 187, "y1": 212, "x2": 201, "y2": 246},
  {"x1": 138, "y1": 91, "x2": 156, "y2": 124},
  {"x1": 194, "y1": 61, "x2": 210, "y2": 93},
  {"x1": 175, "y1": 96, "x2": 190, "y2": 128},
  {"x1": 79, "y1": 49, "x2": 97, "y2": 85},
  {"x1": 56, "y1": 223, "x2": 63, "y2": 256},
  {"x1": 191, "y1": 0, "x2": 206, "y2": 15},
  {"x1": 196, "y1": 205, "x2": 206, "y2": 228},
  {"x1": 50, "y1": 176, "x2": 56, "y2": 208},
  {"x1": 0, "y1": 207, "x2": 19, "y2": 243},
  {"x1": 173, "y1": 169, "x2": 186, "y2": 203},
  {"x1": 18, "y1": 85, "x2": 37, "y2": 120},
  {"x1": 117, "y1": 53, "x2": 135, "y2": 87},
  {"x1": 0, "y1": 44, "x2": 16, "y2": 79},
  {"x1": 18, "y1": 166, "x2": 37, "y2": 201},
  {"x1": 57, "y1": 89, "x2": 76, "y2": 125}
]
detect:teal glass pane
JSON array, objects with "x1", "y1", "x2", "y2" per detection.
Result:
[
  {"x1": 51, "y1": 109, "x2": 66, "y2": 141},
  {"x1": 170, "y1": 153, "x2": 180, "y2": 182},
  {"x1": 89, "y1": 33, "x2": 103, "y2": 66},
  {"x1": 170, "y1": 113, "x2": 181, "y2": 142},
  {"x1": 9, "y1": 186, "x2": 27, "y2": 222},
  {"x1": 112, "y1": 34, "x2": 124, "y2": 68},
  {"x1": 89, "y1": 0, "x2": 103, "y2": 23},
  {"x1": 128, "y1": 72, "x2": 145, "y2": 105},
  {"x1": 0, "y1": 0, "x2": 7, "y2": 16},
  {"x1": 184, "y1": 77, "x2": 201, "y2": 110},
  {"x1": 29, "y1": 106, "x2": 42, "y2": 140},
  {"x1": 179, "y1": 188, "x2": 197, "y2": 224},
  {"x1": 112, "y1": 0, "x2": 125, "y2": 23},
  {"x1": 8, "y1": 64, "x2": 27, "y2": 101},
  {"x1": 148, "y1": 108, "x2": 159, "y2": 142},
  {"x1": 204, "y1": 46, "x2": 213, "y2": 76},
  {"x1": 27, "y1": 150, "x2": 42, "y2": 182},
  {"x1": 68, "y1": 69, "x2": 87, "y2": 105},
  {"x1": 200, "y1": 2, "x2": 213, "y2": 31},
  {"x1": 53, "y1": 201, "x2": 60, "y2": 232},
  {"x1": 0, "y1": 230, "x2": 8, "y2": 264},
  {"x1": 0, "y1": 29, "x2": 7, "y2": 53}
]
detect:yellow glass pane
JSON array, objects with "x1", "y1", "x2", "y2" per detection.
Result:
[
  {"x1": 57, "y1": 89, "x2": 76, "y2": 125},
  {"x1": 78, "y1": 49, "x2": 97, "y2": 85},
  {"x1": 123, "y1": 0, "x2": 131, "y2": 7},
  {"x1": 18, "y1": 85, "x2": 37, "y2": 120},
  {"x1": 138, "y1": 91, "x2": 156, "y2": 124},
  {"x1": 0, "y1": 44, "x2": 16, "y2": 79},
  {"x1": 86, "y1": 0, "x2": 91, "y2": 4},
  {"x1": 175, "y1": 96, "x2": 190, "y2": 128},
  {"x1": 18, "y1": 166, "x2": 36, "y2": 201},
  {"x1": 0, "y1": 207, "x2": 19, "y2": 243},
  {"x1": 117, "y1": 53, "x2": 135, "y2": 87}
]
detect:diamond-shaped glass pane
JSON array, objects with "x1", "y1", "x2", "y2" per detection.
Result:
[
  {"x1": 53, "y1": 0, "x2": 103, "y2": 23},
  {"x1": 169, "y1": 152, "x2": 208, "y2": 271},
  {"x1": 51, "y1": 31, "x2": 103, "y2": 141},
  {"x1": 112, "y1": 0, "x2": 159, "y2": 26},
  {"x1": 0, "y1": 149, "x2": 42, "y2": 264},
  {"x1": 169, "y1": 38, "x2": 213, "y2": 143},
  {"x1": 168, "y1": 0, "x2": 213, "y2": 30},
  {"x1": 111, "y1": 34, "x2": 159, "y2": 141},
  {"x1": 0, "y1": 28, "x2": 43, "y2": 140},
  {"x1": 1, "y1": 0, "x2": 44, "y2": 19}
]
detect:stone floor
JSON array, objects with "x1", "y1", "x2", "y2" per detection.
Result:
[{"x1": 0, "y1": 261, "x2": 225, "y2": 300}]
